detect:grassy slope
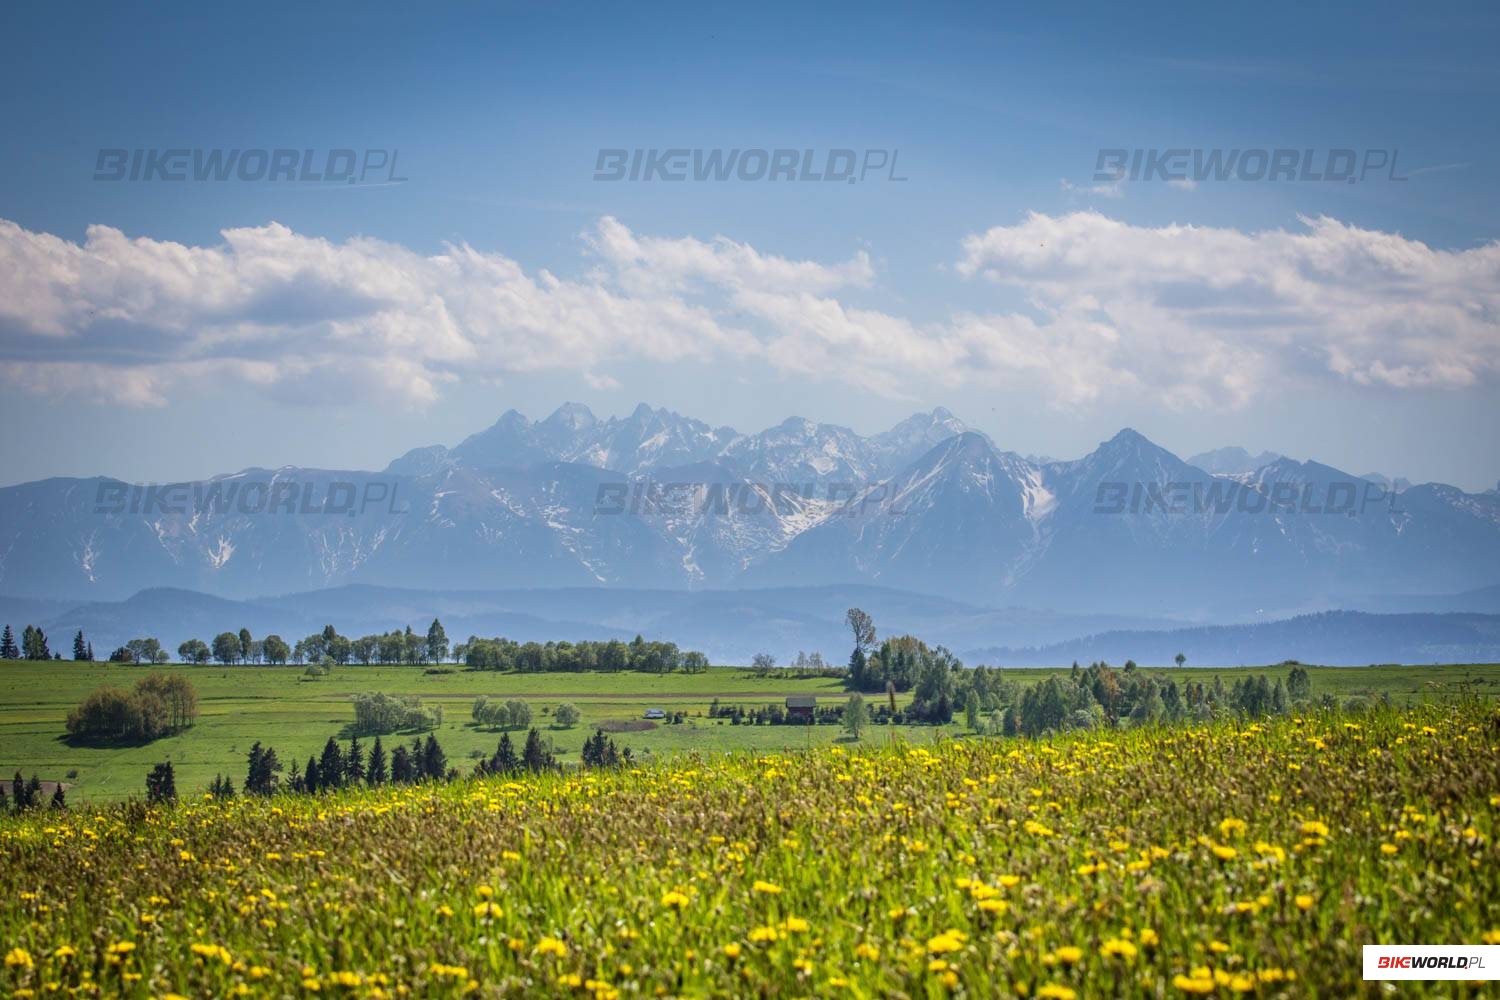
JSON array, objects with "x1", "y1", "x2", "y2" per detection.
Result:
[{"x1": 1, "y1": 661, "x2": 1497, "y2": 803}]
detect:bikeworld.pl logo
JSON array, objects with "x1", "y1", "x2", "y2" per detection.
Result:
[
  {"x1": 593, "y1": 148, "x2": 907, "y2": 183},
  {"x1": 1364, "y1": 946, "x2": 1498, "y2": 981},
  {"x1": 93, "y1": 479, "x2": 408, "y2": 517},
  {"x1": 94, "y1": 148, "x2": 408, "y2": 184}
]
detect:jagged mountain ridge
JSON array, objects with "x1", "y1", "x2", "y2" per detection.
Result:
[{"x1": 2, "y1": 404, "x2": 1497, "y2": 614}]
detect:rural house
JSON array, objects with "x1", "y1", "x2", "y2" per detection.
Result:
[{"x1": 785, "y1": 695, "x2": 816, "y2": 723}]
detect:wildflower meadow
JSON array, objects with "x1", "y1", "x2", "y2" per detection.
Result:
[{"x1": 3, "y1": 702, "x2": 1498, "y2": 997}]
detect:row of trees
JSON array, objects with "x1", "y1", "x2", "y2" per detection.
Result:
[
  {"x1": 5, "y1": 772, "x2": 65, "y2": 812},
  {"x1": 223, "y1": 733, "x2": 455, "y2": 799},
  {"x1": 0, "y1": 624, "x2": 79, "y2": 661},
  {"x1": 459, "y1": 634, "x2": 709, "y2": 674},
  {"x1": 179, "y1": 622, "x2": 452, "y2": 667},
  {"x1": 64, "y1": 674, "x2": 198, "y2": 744},
  {"x1": 1005, "y1": 662, "x2": 1316, "y2": 736}
]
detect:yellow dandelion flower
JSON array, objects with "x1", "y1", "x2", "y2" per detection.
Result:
[
  {"x1": 723, "y1": 943, "x2": 742, "y2": 959},
  {"x1": 5, "y1": 948, "x2": 34, "y2": 969},
  {"x1": 752, "y1": 880, "x2": 783, "y2": 895},
  {"x1": 535, "y1": 937, "x2": 567, "y2": 958},
  {"x1": 927, "y1": 932, "x2": 965, "y2": 954},
  {"x1": 1173, "y1": 973, "x2": 1216, "y2": 994},
  {"x1": 660, "y1": 890, "x2": 690, "y2": 909}
]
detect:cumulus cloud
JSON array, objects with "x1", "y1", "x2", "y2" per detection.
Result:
[
  {"x1": 0, "y1": 212, "x2": 1495, "y2": 410},
  {"x1": 956, "y1": 211, "x2": 1500, "y2": 406}
]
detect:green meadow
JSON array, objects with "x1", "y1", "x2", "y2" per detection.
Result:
[{"x1": 2, "y1": 660, "x2": 1497, "y2": 803}]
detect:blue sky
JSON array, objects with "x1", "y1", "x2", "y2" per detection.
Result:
[{"x1": 1, "y1": 0, "x2": 1497, "y2": 488}]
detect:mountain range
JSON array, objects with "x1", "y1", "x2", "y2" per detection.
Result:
[{"x1": 2, "y1": 403, "x2": 1498, "y2": 622}]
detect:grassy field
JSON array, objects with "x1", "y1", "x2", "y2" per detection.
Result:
[
  {"x1": 2, "y1": 700, "x2": 1496, "y2": 997},
  {"x1": 2, "y1": 660, "x2": 1498, "y2": 803}
]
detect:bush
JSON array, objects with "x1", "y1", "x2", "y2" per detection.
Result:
[{"x1": 553, "y1": 702, "x2": 581, "y2": 728}]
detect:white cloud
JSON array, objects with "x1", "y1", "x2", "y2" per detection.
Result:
[
  {"x1": 1, "y1": 212, "x2": 1496, "y2": 411},
  {"x1": 956, "y1": 211, "x2": 1500, "y2": 405},
  {"x1": 1167, "y1": 178, "x2": 1199, "y2": 191}
]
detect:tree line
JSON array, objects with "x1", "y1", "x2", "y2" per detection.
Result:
[{"x1": 458, "y1": 634, "x2": 709, "y2": 673}]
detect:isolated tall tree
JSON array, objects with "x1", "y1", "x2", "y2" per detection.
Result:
[
  {"x1": 73, "y1": 630, "x2": 87, "y2": 661},
  {"x1": 238, "y1": 628, "x2": 253, "y2": 663},
  {"x1": 426, "y1": 618, "x2": 449, "y2": 664},
  {"x1": 1174, "y1": 652, "x2": 1186, "y2": 669},
  {"x1": 49, "y1": 784, "x2": 66, "y2": 810},
  {"x1": 0, "y1": 624, "x2": 17, "y2": 659},
  {"x1": 845, "y1": 607, "x2": 876, "y2": 655}
]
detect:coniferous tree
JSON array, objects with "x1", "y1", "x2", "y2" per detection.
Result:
[
  {"x1": 426, "y1": 618, "x2": 449, "y2": 664},
  {"x1": 146, "y1": 761, "x2": 177, "y2": 804},
  {"x1": 487, "y1": 732, "x2": 519, "y2": 775},
  {"x1": 367, "y1": 737, "x2": 388, "y2": 785},
  {"x1": 390, "y1": 745, "x2": 414, "y2": 784},
  {"x1": 318, "y1": 737, "x2": 344, "y2": 790},
  {"x1": 422, "y1": 734, "x2": 446, "y2": 780},
  {"x1": 86, "y1": 641, "x2": 94, "y2": 661},
  {"x1": 346, "y1": 735, "x2": 365, "y2": 786},
  {"x1": 0, "y1": 624, "x2": 18, "y2": 659},
  {"x1": 522, "y1": 728, "x2": 554, "y2": 772},
  {"x1": 305, "y1": 756, "x2": 321, "y2": 794},
  {"x1": 73, "y1": 630, "x2": 87, "y2": 661},
  {"x1": 244, "y1": 742, "x2": 281, "y2": 795},
  {"x1": 25, "y1": 775, "x2": 42, "y2": 809},
  {"x1": 10, "y1": 770, "x2": 27, "y2": 812},
  {"x1": 287, "y1": 758, "x2": 303, "y2": 794}
]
